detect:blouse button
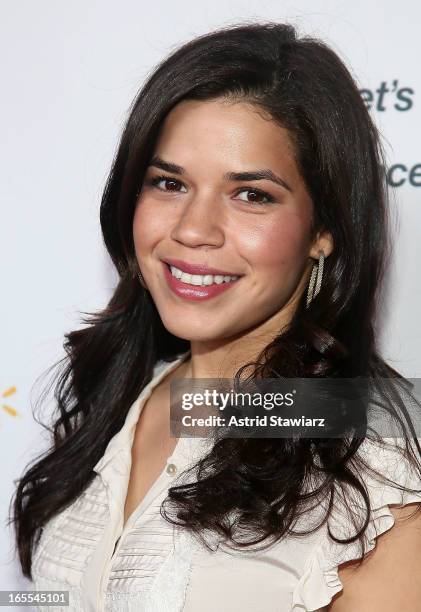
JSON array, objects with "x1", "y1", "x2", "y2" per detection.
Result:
[{"x1": 166, "y1": 463, "x2": 177, "y2": 476}]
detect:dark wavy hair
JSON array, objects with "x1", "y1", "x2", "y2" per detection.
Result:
[{"x1": 10, "y1": 20, "x2": 421, "y2": 579}]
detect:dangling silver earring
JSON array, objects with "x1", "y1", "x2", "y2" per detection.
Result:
[{"x1": 306, "y1": 249, "x2": 325, "y2": 308}]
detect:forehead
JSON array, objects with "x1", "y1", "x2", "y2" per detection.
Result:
[{"x1": 152, "y1": 98, "x2": 298, "y2": 175}]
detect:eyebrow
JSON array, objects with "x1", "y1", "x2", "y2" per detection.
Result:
[{"x1": 148, "y1": 155, "x2": 293, "y2": 193}]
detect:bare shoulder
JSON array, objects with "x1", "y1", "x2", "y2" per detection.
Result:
[{"x1": 327, "y1": 503, "x2": 421, "y2": 612}]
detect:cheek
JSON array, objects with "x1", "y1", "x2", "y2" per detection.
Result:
[
  {"x1": 240, "y1": 212, "x2": 311, "y2": 273},
  {"x1": 133, "y1": 199, "x2": 168, "y2": 253}
]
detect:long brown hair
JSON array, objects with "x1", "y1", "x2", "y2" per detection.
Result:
[{"x1": 10, "y1": 20, "x2": 421, "y2": 579}]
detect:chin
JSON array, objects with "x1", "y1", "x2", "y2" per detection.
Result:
[
  {"x1": 163, "y1": 326, "x2": 218, "y2": 343},
  {"x1": 158, "y1": 315, "x2": 228, "y2": 343}
]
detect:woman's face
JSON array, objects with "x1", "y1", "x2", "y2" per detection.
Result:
[{"x1": 133, "y1": 98, "x2": 332, "y2": 344}]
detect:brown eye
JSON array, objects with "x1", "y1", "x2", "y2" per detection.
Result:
[
  {"x1": 235, "y1": 188, "x2": 275, "y2": 205},
  {"x1": 150, "y1": 175, "x2": 187, "y2": 193}
]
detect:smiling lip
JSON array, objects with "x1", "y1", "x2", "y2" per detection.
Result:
[
  {"x1": 161, "y1": 258, "x2": 241, "y2": 277},
  {"x1": 162, "y1": 261, "x2": 241, "y2": 302}
]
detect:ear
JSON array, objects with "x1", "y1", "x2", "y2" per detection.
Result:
[{"x1": 309, "y1": 229, "x2": 334, "y2": 259}]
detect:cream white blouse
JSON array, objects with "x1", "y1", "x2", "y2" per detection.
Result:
[{"x1": 31, "y1": 352, "x2": 421, "y2": 611}]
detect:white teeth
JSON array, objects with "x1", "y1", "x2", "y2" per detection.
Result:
[{"x1": 169, "y1": 265, "x2": 239, "y2": 286}]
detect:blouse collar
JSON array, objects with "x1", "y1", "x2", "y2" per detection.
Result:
[{"x1": 93, "y1": 351, "x2": 191, "y2": 475}]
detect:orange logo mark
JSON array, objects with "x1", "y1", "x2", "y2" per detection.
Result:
[{"x1": 1, "y1": 386, "x2": 20, "y2": 419}]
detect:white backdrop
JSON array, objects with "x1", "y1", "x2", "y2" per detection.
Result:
[{"x1": 1, "y1": 1, "x2": 420, "y2": 607}]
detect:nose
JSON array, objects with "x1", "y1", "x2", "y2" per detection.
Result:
[{"x1": 170, "y1": 189, "x2": 225, "y2": 248}]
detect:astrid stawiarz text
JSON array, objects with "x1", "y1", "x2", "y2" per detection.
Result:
[{"x1": 181, "y1": 415, "x2": 325, "y2": 428}]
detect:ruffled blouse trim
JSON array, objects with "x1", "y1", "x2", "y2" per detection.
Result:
[
  {"x1": 292, "y1": 465, "x2": 421, "y2": 611},
  {"x1": 139, "y1": 529, "x2": 201, "y2": 612}
]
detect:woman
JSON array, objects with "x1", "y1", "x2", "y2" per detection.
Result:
[{"x1": 10, "y1": 21, "x2": 421, "y2": 612}]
